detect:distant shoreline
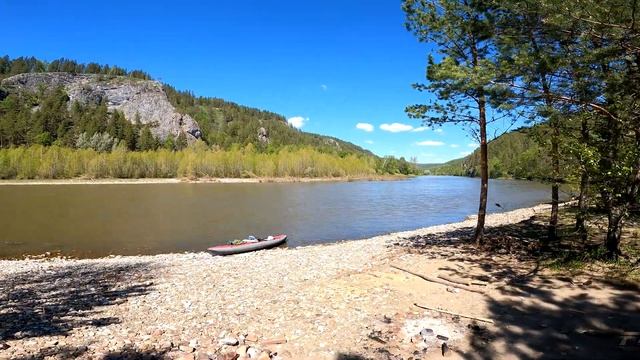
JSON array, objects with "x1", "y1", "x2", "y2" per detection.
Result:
[{"x1": 0, "y1": 175, "x2": 411, "y2": 186}]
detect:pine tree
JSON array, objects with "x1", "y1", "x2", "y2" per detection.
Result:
[
  {"x1": 138, "y1": 127, "x2": 157, "y2": 151},
  {"x1": 403, "y1": 0, "x2": 508, "y2": 243},
  {"x1": 176, "y1": 132, "x2": 188, "y2": 150},
  {"x1": 163, "y1": 135, "x2": 176, "y2": 151}
]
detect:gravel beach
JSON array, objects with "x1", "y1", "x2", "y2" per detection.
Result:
[{"x1": 2, "y1": 203, "x2": 638, "y2": 360}]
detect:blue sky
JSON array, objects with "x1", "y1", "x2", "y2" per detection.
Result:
[{"x1": 1, "y1": 0, "x2": 492, "y2": 163}]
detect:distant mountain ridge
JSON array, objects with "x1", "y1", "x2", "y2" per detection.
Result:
[
  {"x1": 0, "y1": 55, "x2": 373, "y2": 157},
  {"x1": 427, "y1": 127, "x2": 551, "y2": 180}
]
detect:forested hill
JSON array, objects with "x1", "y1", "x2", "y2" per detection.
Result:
[
  {"x1": 0, "y1": 56, "x2": 372, "y2": 157},
  {"x1": 426, "y1": 127, "x2": 553, "y2": 180},
  {"x1": 161, "y1": 85, "x2": 372, "y2": 156}
]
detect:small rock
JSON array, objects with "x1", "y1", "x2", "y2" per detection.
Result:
[
  {"x1": 196, "y1": 353, "x2": 212, "y2": 360},
  {"x1": 189, "y1": 339, "x2": 199, "y2": 348},
  {"x1": 272, "y1": 350, "x2": 292, "y2": 360},
  {"x1": 236, "y1": 345, "x2": 248, "y2": 357},
  {"x1": 220, "y1": 352, "x2": 239, "y2": 360},
  {"x1": 436, "y1": 335, "x2": 449, "y2": 341},
  {"x1": 220, "y1": 337, "x2": 239, "y2": 346},
  {"x1": 176, "y1": 353, "x2": 195, "y2": 360},
  {"x1": 179, "y1": 345, "x2": 195, "y2": 353},
  {"x1": 446, "y1": 287, "x2": 460, "y2": 293},
  {"x1": 245, "y1": 334, "x2": 258, "y2": 342},
  {"x1": 247, "y1": 347, "x2": 261, "y2": 358},
  {"x1": 420, "y1": 328, "x2": 434, "y2": 337},
  {"x1": 0, "y1": 343, "x2": 10, "y2": 350},
  {"x1": 257, "y1": 351, "x2": 271, "y2": 360}
]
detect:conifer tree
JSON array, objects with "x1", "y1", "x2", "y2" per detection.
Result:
[{"x1": 403, "y1": 0, "x2": 507, "y2": 243}]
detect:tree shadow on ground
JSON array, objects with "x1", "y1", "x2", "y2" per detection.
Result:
[
  {"x1": 336, "y1": 354, "x2": 370, "y2": 360},
  {"x1": 9, "y1": 344, "x2": 170, "y2": 360},
  {"x1": 396, "y1": 216, "x2": 640, "y2": 359},
  {"x1": 0, "y1": 261, "x2": 155, "y2": 342}
]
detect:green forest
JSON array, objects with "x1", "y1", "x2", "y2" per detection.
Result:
[
  {"x1": 0, "y1": 144, "x2": 379, "y2": 179},
  {"x1": 426, "y1": 126, "x2": 550, "y2": 180},
  {"x1": 0, "y1": 56, "x2": 418, "y2": 178},
  {"x1": 404, "y1": 0, "x2": 640, "y2": 258}
]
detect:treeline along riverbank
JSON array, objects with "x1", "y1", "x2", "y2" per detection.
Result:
[{"x1": 0, "y1": 144, "x2": 387, "y2": 179}]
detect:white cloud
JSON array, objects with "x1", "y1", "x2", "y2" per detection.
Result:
[
  {"x1": 450, "y1": 144, "x2": 460, "y2": 148},
  {"x1": 364, "y1": 140, "x2": 374, "y2": 144},
  {"x1": 418, "y1": 152, "x2": 445, "y2": 163},
  {"x1": 434, "y1": 128, "x2": 444, "y2": 134},
  {"x1": 356, "y1": 122, "x2": 374, "y2": 132},
  {"x1": 287, "y1": 116, "x2": 308, "y2": 129},
  {"x1": 468, "y1": 143, "x2": 478, "y2": 147},
  {"x1": 320, "y1": 84, "x2": 328, "y2": 91},
  {"x1": 459, "y1": 151, "x2": 472, "y2": 156},
  {"x1": 412, "y1": 126, "x2": 428, "y2": 132},
  {"x1": 380, "y1": 122, "x2": 414, "y2": 133},
  {"x1": 416, "y1": 140, "x2": 445, "y2": 146}
]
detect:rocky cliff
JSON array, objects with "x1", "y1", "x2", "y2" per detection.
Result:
[{"x1": 0, "y1": 73, "x2": 202, "y2": 141}]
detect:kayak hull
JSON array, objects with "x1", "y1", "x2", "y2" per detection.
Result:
[{"x1": 207, "y1": 234, "x2": 287, "y2": 256}]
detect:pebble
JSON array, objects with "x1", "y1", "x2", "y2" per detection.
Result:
[
  {"x1": 420, "y1": 328, "x2": 434, "y2": 337},
  {"x1": 257, "y1": 351, "x2": 271, "y2": 360},
  {"x1": 179, "y1": 345, "x2": 195, "y2": 353},
  {"x1": 221, "y1": 337, "x2": 239, "y2": 346},
  {"x1": 272, "y1": 350, "x2": 293, "y2": 360},
  {"x1": 246, "y1": 347, "x2": 261, "y2": 358},
  {"x1": 236, "y1": 345, "x2": 248, "y2": 357},
  {"x1": 176, "y1": 353, "x2": 195, "y2": 360},
  {"x1": 220, "y1": 352, "x2": 240, "y2": 360}
]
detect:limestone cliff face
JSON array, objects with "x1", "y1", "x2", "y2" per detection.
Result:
[{"x1": 1, "y1": 73, "x2": 202, "y2": 141}]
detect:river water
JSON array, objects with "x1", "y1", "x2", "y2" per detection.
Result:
[{"x1": 0, "y1": 176, "x2": 555, "y2": 258}]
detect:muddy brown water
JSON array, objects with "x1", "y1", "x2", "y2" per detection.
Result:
[{"x1": 0, "y1": 176, "x2": 560, "y2": 258}]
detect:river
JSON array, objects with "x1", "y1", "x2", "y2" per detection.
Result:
[{"x1": 0, "y1": 176, "x2": 557, "y2": 258}]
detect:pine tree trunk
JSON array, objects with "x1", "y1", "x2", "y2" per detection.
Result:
[
  {"x1": 474, "y1": 95, "x2": 488, "y2": 245},
  {"x1": 575, "y1": 171, "x2": 589, "y2": 236},
  {"x1": 606, "y1": 209, "x2": 624, "y2": 260},
  {"x1": 575, "y1": 118, "x2": 590, "y2": 237},
  {"x1": 547, "y1": 109, "x2": 560, "y2": 243},
  {"x1": 527, "y1": 24, "x2": 559, "y2": 243}
]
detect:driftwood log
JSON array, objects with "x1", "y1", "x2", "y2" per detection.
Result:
[
  {"x1": 414, "y1": 303, "x2": 495, "y2": 324},
  {"x1": 391, "y1": 265, "x2": 486, "y2": 295}
]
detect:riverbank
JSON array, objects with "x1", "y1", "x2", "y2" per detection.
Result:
[
  {"x1": 0, "y1": 175, "x2": 410, "y2": 186},
  {"x1": 1, "y1": 203, "x2": 638, "y2": 359}
]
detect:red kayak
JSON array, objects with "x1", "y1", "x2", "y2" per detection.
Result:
[{"x1": 207, "y1": 234, "x2": 287, "y2": 256}]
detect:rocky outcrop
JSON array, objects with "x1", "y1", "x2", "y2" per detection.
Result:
[
  {"x1": 257, "y1": 127, "x2": 269, "y2": 143},
  {"x1": 1, "y1": 73, "x2": 202, "y2": 141}
]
